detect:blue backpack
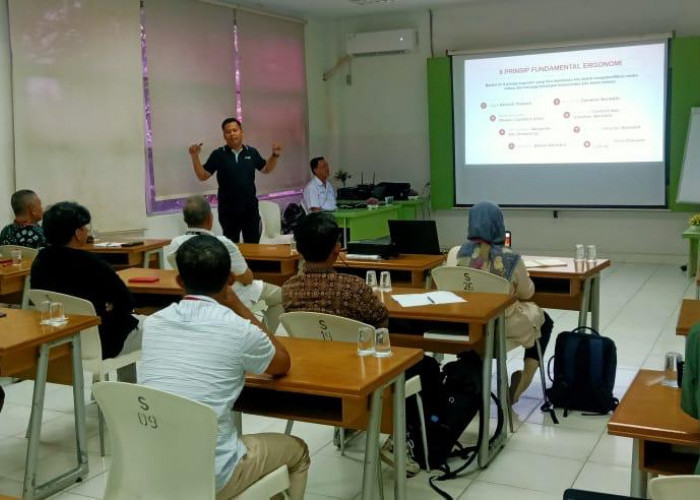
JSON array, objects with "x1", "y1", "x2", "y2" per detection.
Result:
[{"x1": 546, "y1": 326, "x2": 619, "y2": 416}]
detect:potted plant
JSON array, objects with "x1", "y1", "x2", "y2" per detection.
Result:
[
  {"x1": 334, "y1": 169, "x2": 351, "y2": 188},
  {"x1": 690, "y1": 214, "x2": 700, "y2": 227}
]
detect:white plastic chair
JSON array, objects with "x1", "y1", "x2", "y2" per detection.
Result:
[
  {"x1": 431, "y1": 266, "x2": 549, "y2": 430},
  {"x1": 28, "y1": 289, "x2": 141, "y2": 456},
  {"x1": 649, "y1": 475, "x2": 700, "y2": 500},
  {"x1": 0, "y1": 245, "x2": 38, "y2": 309},
  {"x1": 445, "y1": 245, "x2": 460, "y2": 266},
  {"x1": 93, "y1": 381, "x2": 290, "y2": 500},
  {"x1": 279, "y1": 311, "x2": 431, "y2": 470},
  {"x1": 259, "y1": 200, "x2": 294, "y2": 244}
]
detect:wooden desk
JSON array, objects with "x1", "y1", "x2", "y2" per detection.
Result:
[
  {"x1": 0, "y1": 259, "x2": 32, "y2": 307},
  {"x1": 235, "y1": 337, "x2": 422, "y2": 500},
  {"x1": 333, "y1": 205, "x2": 401, "y2": 243},
  {"x1": 117, "y1": 268, "x2": 182, "y2": 295},
  {"x1": 525, "y1": 257, "x2": 611, "y2": 330},
  {"x1": 682, "y1": 225, "x2": 700, "y2": 277},
  {"x1": 608, "y1": 370, "x2": 699, "y2": 497},
  {"x1": 238, "y1": 243, "x2": 300, "y2": 286},
  {"x1": 84, "y1": 239, "x2": 170, "y2": 269},
  {"x1": 335, "y1": 253, "x2": 445, "y2": 288},
  {"x1": 0, "y1": 308, "x2": 101, "y2": 499},
  {"x1": 677, "y1": 299, "x2": 700, "y2": 336},
  {"x1": 378, "y1": 288, "x2": 515, "y2": 467}
]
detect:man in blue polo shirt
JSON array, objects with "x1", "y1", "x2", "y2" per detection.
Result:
[{"x1": 188, "y1": 118, "x2": 281, "y2": 243}]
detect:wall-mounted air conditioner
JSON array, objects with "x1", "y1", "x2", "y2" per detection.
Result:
[{"x1": 346, "y1": 29, "x2": 416, "y2": 56}]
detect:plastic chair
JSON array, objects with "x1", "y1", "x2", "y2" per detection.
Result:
[
  {"x1": 431, "y1": 266, "x2": 549, "y2": 430},
  {"x1": 649, "y1": 475, "x2": 700, "y2": 500},
  {"x1": 28, "y1": 289, "x2": 141, "y2": 456},
  {"x1": 279, "y1": 311, "x2": 431, "y2": 470},
  {"x1": 445, "y1": 245, "x2": 460, "y2": 266},
  {"x1": 259, "y1": 200, "x2": 294, "y2": 244},
  {"x1": 93, "y1": 381, "x2": 290, "y2": 500},
  {"x1": 0, "y1": 245, "x2": 38, "y2": 309}
]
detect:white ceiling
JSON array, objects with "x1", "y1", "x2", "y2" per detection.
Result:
[{"x1": 215, "y1": 0, "x2": 475, "y2": 19}]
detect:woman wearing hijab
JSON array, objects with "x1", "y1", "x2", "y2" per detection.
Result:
[{"x1": 457, "y1": 201, "x2": 554, "y2": 404}]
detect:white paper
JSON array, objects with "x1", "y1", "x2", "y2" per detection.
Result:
[
  {"x1": 93, "y1": 242, "x2": 122, "y2": 247},
  {"x1": 392, "y1": 291, "x2": 466, "y2": 308},
  {"x1": 524, "y1": 258, "x2": 567, "y2": 268}
]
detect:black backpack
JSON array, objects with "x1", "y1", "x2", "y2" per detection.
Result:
[{"x1": 545, "y1": 326, "x2": 619, "y2": 416}]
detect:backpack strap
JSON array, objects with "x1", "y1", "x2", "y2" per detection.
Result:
[
  {"x1": 563, "y1": 335, "x2": 581, "y2": 386},
  {"x1": 571, "y1": 326, "x2": 601, "y2": 336},
  {"x1": 588, "y1": 338, "x2": 604, "y2": 389}
]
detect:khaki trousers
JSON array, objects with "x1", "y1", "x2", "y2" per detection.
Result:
[{"x1": 217, "y1": 433, "x2": 310, "y2": 500}]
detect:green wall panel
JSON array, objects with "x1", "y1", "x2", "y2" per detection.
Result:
[{"x1": 427, "y1": 57, "x2": 454, "y2": 209}]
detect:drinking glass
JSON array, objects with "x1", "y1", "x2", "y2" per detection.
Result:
[
  {"x1": 290, "y1": 240, "x2": 297, "y2": 254},
  {"x1": 663, "y1": 352, "x2": 682, "y2": 387},
  {"x1": 379, "y1": 271, "x2": 392, "y2": 292},
  {"x1": 574, "y1": 244, "x2": 585, "y2": 262},
  {"x1": 366, "y1": 270, "x2": 378, "y2": 290},
  {"x1": 49, "y1": 302, "x2": 66, "y2": 325},
  {"x1": 586, "y1": 245, "x2": 597, "y2": 263},
  {"x1": 374, "y1": 328, "x2": 392, "y2": 358},
  {"x1": 39, "y1": 300, "x2": 52, "y2": 325},
  {"x1": 357, "y1": 326, "x2": 375, "y2": 356},
  {"x1": 10, "y1": 250, "x2": 22, "y2": 266}
]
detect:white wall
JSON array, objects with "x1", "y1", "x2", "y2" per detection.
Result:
[
  {"x1": 320, "y1": 0, "x2": 700, "y2": 261},
  {"x1": 0, "y1": 0, "x2": 14, "y2": 225}
]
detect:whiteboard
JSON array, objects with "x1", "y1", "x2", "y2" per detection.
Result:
[{"x1": 677, "y1": 108, "x2": 700, "y2": 204}]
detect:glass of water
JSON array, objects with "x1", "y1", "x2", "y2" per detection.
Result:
[
  {"x1": 49, "y1": 302, "x2": 66, "y2": 325},
  {"x1": 374, "y1": 328, "x2": 392, "y2": 358},
  {"x1": 39, "y1": 300, "x2": 52, "y2": 325},
  {"x1": 366, "y1": 270, "x2": 378, "y2": 290},
  {"x1": 586, "y1": 245, "x2": 597, "y2": 264},
  {"x1": 574, "y1": 244, "x2": 585, "y2": 262},
  {"x1": 290, "y1": 240, "x2": 297, "y2": 254},
  {"x1": 10, "y1": 250, "x2": 22, "y2": 266},
  {"x1": 379, "y1": 271, "x2": 392, "y2": 292},
  {"x1": 357, "y1": 326, "x2": 375, "y2": 356}
]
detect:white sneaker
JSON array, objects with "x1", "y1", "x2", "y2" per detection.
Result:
[{"x1": 380, "y1": 436, "x2": 420, "y2": 477}]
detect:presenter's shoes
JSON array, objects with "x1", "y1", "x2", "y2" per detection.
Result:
[{"x1": 380, "y1": 436, "x2": 420, "y2": 477}]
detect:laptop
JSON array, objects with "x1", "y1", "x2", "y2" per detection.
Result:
[{"x1": 388, "y1": 220, "x2": 441, "y2": 255}]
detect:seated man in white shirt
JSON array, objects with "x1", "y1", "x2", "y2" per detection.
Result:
[
  {"x1": 168, "y1": 196, "x2": 283, "y2": 332},
  {"x1": 139, "y1": 235, "x2": 309, "y2": 499},
  {"x1": 302, "y1": 156, "x2": 336, "y2": 212}
]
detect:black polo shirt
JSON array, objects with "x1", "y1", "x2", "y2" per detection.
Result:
[{"x1": 204, "y1": 144, "x2": 266, "y2": 212}]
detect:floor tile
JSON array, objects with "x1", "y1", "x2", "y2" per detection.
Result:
[
  {"x1": 572, "y1": 461, "x2": 631, "y2": 496},
  {"x1": 506, "y1": 423, "x2": 600, "y2": 460},
  {"x1": 460, "y1": 480, "x2": 560, "y2": 500},
  {"x1": 588, "y1": 434, "x2": 633, "y2": 467}
]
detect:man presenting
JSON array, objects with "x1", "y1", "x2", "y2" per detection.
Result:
[
  {"x1": 188, "y1": 118, "x2": 281, "y2": 243},
  {"x1": 302, "y1": 156, "x2": 336, "y2": 212}
]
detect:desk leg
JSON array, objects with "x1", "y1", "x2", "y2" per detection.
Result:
[
  {"x1": 590, "y1": 275, "x2": 601, "y2": 332},
  {"x1": 496, "y1": 314, "x2": 512, "y2": 434},
  {"x1": 143, "y1": 249, "x2": 164, "y2": 269},
  {"x1": 393, "y1": 373, "x2": 407, "y2": 500},
  {"x1": 362, "y1": 389, "x2": 383, "y2": 500},
  {"x1": 23, "y1": 334, "x2": 89, "y2": 500},
  {"x1": 630, "y1": 439, "x2": 647, "y2": 498},
  {"x1": 478, "y1": 320, "x2": 494, "y2": 468},
  {"x1": 578, "y1": 277, "x2": 592, "y2": 328},
  {"x1": 689, "y1": 240, "x2": 698, "y2": 278}
]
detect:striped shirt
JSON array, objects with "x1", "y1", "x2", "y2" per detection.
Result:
[{"x1": 138, "y1": 295, "x2": 275, "y2": 491}]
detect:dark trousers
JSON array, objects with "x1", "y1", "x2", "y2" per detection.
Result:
[
  {"x1": 524, "y1": 311, "x2": 554, "y2": 362},
  {"x1": 219, "y1": 209, "x2": 261, "y2": 243}
]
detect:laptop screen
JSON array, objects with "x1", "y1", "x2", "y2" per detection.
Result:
[{"x1": 388, "y1": 220, "x2": 441, "y2": 255}]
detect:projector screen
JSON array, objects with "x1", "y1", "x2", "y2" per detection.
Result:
[{"x1": 452, "y1": 40, "x2": 668, "y2": 207}]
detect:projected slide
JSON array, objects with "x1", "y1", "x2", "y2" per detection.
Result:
[
  {"x1": 463, "y1": 44, "x2": 665, "y2": 164},
  {"x1": 451, "y1": 40, "x2": 668, "y2": 207}
]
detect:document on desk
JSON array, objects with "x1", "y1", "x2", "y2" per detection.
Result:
[
  {"x1": 93, "y1": 242, "x2": 122, "y2": 248},
  {"x1": 392, "y1": 291, "x2": 466, "y2": 307},
  {"x1": 524, "y1": 258, "x2": 568, "y2": 268}
]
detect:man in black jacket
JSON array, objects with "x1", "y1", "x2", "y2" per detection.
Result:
[{"x1": 31, "y1": 202, "x2": 142, "y2": 370}]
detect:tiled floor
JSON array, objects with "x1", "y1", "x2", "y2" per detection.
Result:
[{"x1": 0, "y1": 262, "x2": 693, "y2": 499}]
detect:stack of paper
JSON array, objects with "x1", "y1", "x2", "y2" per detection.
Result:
[
  {"x1": 523, "y1": 258, "x2": 567, "y2": 269},
  {"x1": 392, "y1": 291, "x2": 466, "y2": 308}
]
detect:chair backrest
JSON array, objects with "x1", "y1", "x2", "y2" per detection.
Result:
[
  {"x1": 445, "y1": 245, "x2": 460, "y2": 266},
  {"x1": 649, "y1": 475, "x2": 700, "y2": 500},
  {"x1": 0, "y1": 244, "x2": 39, "y2": 260},
  {"x1": 279, "y1": 311, "x2": 373, "y2": 343},
  {"x1": 431, "y1": 266, "x2": 510, "y2": 294},
  {"x1": 28, "y1": 289, "x2": 103, "y2": 362},
  {"x1": 166, "y1": 252, "x2": 178, "y2": 271},
  {"x1": 93, "y1": 382, "x2": 217, "y2": 500},
  {"x1": 259, "y1": 200, "x2": 282, "y2": 239}
]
